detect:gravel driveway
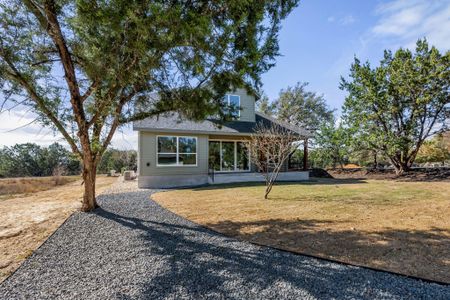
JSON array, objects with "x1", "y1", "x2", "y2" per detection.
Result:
[{"x1": 1, "y1": 180, "x2": 448, "y2": 299}]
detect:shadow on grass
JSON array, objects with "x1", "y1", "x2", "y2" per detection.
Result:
[
  {"x1": 204, "y1": 218, "x2": 450, "y2": 284},
  {"x1": 92, "y1": 190, "x2": 450, "y2": 300}
]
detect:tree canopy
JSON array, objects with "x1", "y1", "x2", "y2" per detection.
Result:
[
  {"x1": 0, "y1": 0, "x2": 299, "y2": 210},
  {"x1": 273, "y1": 82, "x2": 334, "y2": 131},
  {"x1": 341, "y1": 39, "x2": 450, "y2": 174},
  {"x1": 0, "y1": 143, "x2": 81, "y2": 177}
]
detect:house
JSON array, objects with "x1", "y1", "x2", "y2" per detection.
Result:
[{"x1": 133, "y1": 88, "x2": 311, "y2": 188}]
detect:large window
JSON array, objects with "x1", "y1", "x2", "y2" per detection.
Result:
[
  {"x1": 208, "y1": 140, "x2": 250, "y2": 172},
  {"x1": 157, "y1": 136, "x2": 197, "y2": 166},
  {"x1": 223, "y1": 94, "x2": 240, "y2": 118}
]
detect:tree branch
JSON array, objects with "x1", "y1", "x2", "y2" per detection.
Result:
[
  {"x1": 81, "y1": 80, "x2": 99, "y2": 102},
  {"x1": 1, "y1": 57, "x2": 81, "y2": 155}
]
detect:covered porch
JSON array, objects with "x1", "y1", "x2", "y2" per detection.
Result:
[{"x1": 207, "y1": 135, "x2": 309, "y2": 184}]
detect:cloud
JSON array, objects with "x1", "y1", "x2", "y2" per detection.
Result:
[
  {"x1": 327, "y1": 15, "x2": 356, "y2": 25},
  {"x1": 340, "y1": 15, "x2": 356, "y2": 25},
  {"x1": 0, "y1": 110, "x2": 137, "y2": 150},
  {"x1": 371, "y1": 0, "x2": 450, "y2": 50},
  {"x1": 0, "y1": 110, "x2": 63, "y2": 146}
]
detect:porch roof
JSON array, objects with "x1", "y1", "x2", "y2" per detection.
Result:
[{"x1": 133, "y1": 112, "x2": 312, "y2": 138}]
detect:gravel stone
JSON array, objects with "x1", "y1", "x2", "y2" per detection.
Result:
[{"x1": 1, "y1": 180, "x2": 449, "y2": 299}]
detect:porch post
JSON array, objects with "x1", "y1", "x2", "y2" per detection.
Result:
[{"x1": 302, "y1": 138, "x2": 308, "y2": 171}]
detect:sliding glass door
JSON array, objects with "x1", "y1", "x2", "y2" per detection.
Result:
[
  {"x1": 208, "y1": 140, "x2": 250, "y2": 172},
  {"x1": 221, "y1": 142, "x2": 235, "y2": 171}
]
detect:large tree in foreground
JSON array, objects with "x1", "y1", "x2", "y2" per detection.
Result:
[
  {"x1": 0, "y1": 0, "x2": 299, "y2": 211},
  {"x1": 341, "y1": 39, "x2": 450, "y2": 174}
]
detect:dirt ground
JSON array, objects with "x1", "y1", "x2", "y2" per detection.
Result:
[
  {"x1": 153, "y1": 179, "x2": 450, "y2": 284},
  {"x1": 0, "y1": 176, "x2": 117, "y2": 282}
]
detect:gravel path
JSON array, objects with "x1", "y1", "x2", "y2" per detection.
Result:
[{"x1": 1, "y1": 180, "x2": 449, "y2": 299}]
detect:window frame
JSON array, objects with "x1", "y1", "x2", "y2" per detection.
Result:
[
  {"x1": 208, "y1": 139, "x2": 251, "y2": 172},
  {"x1": 156, "y1": 135, "x2": 198, "y2": 167},
  {"x1": 224, "y1": 94, "x2": 241, "y2": 119}
]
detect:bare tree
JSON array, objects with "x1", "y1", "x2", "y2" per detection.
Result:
[{"x1": 247, "y1": 123, "x2": 299, "y2": 199}]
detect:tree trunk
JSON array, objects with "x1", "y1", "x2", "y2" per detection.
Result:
[
  {"x1": 394, "y1": 163, "x2": 409, "y2": 175},
  {"x1": 81, "y1": 159, "x2": 98, "y2": 212},
  {"x1": 392, "y1": 159, "x2": 411, "y2": 175},
  {"x1": 373, "y1": 151, "x2": 378, "y2": 169},
  {"x1": 302, "y1": 138, "x2": 308, "y2": 171}
]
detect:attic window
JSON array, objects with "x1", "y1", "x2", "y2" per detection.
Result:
[{"x1": 224, "y1": 94, "x2": 240, "y2": 118}]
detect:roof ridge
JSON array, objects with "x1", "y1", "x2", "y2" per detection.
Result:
[{"x1": 255, "y1": 111, "x2": 311, "y2": 137}]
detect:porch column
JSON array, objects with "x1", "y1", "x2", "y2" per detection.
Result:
[{"x1": 303, "y1": 138, "x2": 308, "y2": 171}]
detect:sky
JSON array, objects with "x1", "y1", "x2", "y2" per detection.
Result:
[{"x1": 1, "y1": 0, "x2": 449, "y2": 150}]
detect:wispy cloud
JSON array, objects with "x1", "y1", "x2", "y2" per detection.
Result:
[
  {"x1": 371, "y1": 0, "x2": 450, "y2": 50},
  {"x1": 327, "y1": 15, "x2": 356, "y2": 25},
  {"x1": 0, "y1": 110, "x2": 137, "y2": 149},
  {"x1": 340, "y1": 15, "x2": 356, "y2": 25}
]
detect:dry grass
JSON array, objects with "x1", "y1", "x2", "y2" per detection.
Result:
[
  {"x1": 0, "y1": 176, "x2": 79, "y2": 199},
  {"x1": 0, "y1": 176, "x2": 117, "y2": 282},
  {"x1": 153, "y1": 178, "x2": 450, "y2": 283}
]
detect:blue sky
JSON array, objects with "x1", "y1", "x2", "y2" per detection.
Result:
[
  {"x1": 261, "y1": 0, "x2": 450, "y2": 112},
  {"x1": 1, "y1": 0, "x2": 449, "y2": 149}
]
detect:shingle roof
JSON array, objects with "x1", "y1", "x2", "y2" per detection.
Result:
[{"x1": 133, "y1": 112, "x2": 311, "y2": 137}]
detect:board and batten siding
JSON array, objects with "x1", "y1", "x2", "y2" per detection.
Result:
[
  {"x1": 231, "y1": 88, "x2": 255, "y2": 122},
  {"x1": 138, "y1": 131, "x2": 209, "y2": 176}
]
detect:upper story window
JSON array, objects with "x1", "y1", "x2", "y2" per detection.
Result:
[
  {"x1": 223, "y1": 94, "x2": 240, "y2": 119},
  {"x1": 157, "y1": 136, "x2": 197, "y2": 166}
]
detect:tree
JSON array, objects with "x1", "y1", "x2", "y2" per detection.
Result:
[
  {"x1": 341, "y1": 39, "x2": 450, "y2": 174},
  {"x1": 315, "y1": 119, "x2": 350, "y2": 168},
  {"x1": 273, "y1": 82, "x2": 334, "y2": 170},
  {"x1": 0, "y1": 142, "x2": 81, "y2": 178},
  {"x1": 256, "y1": 94, "x2": 276, "y2": 116},
  {"x1": 247, "y1": 123, "x2": 298, "y2": 199},
  {"x1": 0, "y1": 0, "x2": 299, "y2": 211},
  {"x1": 416, "y1": 133, "x2": 450, "y2": 165},
  {"x1": 98, "y1": 149, "x2": 137, "y2": 174}
]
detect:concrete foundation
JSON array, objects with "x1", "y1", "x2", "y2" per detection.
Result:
[
  {"x1": 138, "y1": 174, "x2": 208, "y2": 189},
  {"x1": 138, "y1": 171, "x2": 309, "y2": 188},
  {"x1": 209, "y1": 171, "x2": 309, "y2": 184}
]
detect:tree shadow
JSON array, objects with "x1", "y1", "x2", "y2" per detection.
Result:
[
  {"x1": 203, "y1": 218, "x2": 450, "y2": 285},
  {"x1": 93, "y1": 191, "x2": 449, "y2": 299}
]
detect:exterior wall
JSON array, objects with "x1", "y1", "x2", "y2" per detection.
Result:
[
  {"x1": 138, "y1": 131, "x2": 209, "y2": 177},
  {"x1": 231, "y1": 88, "x2": 255, "y2": 122}
]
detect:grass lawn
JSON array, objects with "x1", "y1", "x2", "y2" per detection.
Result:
[
  {"x1": 153, "y1": 178, "x2": 450, "y2": 283},
  {"x1": 0, "y1": 175, "x2": 117, "y2": 282}
]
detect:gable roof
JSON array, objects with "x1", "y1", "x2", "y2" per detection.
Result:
[{"x1": 133, "y1": 112, "x2": 311, "y2": 137}]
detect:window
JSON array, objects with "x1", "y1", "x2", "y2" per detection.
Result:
[
  {"x1": 223, "y1": 94, "x2": 240, "y2": 118},
  {"x1": 208, "y1": 140, "x2": 250, "y2": 172},
  {"x1": 157, "y1": 136, "x2": 197, "y2": 166}
]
